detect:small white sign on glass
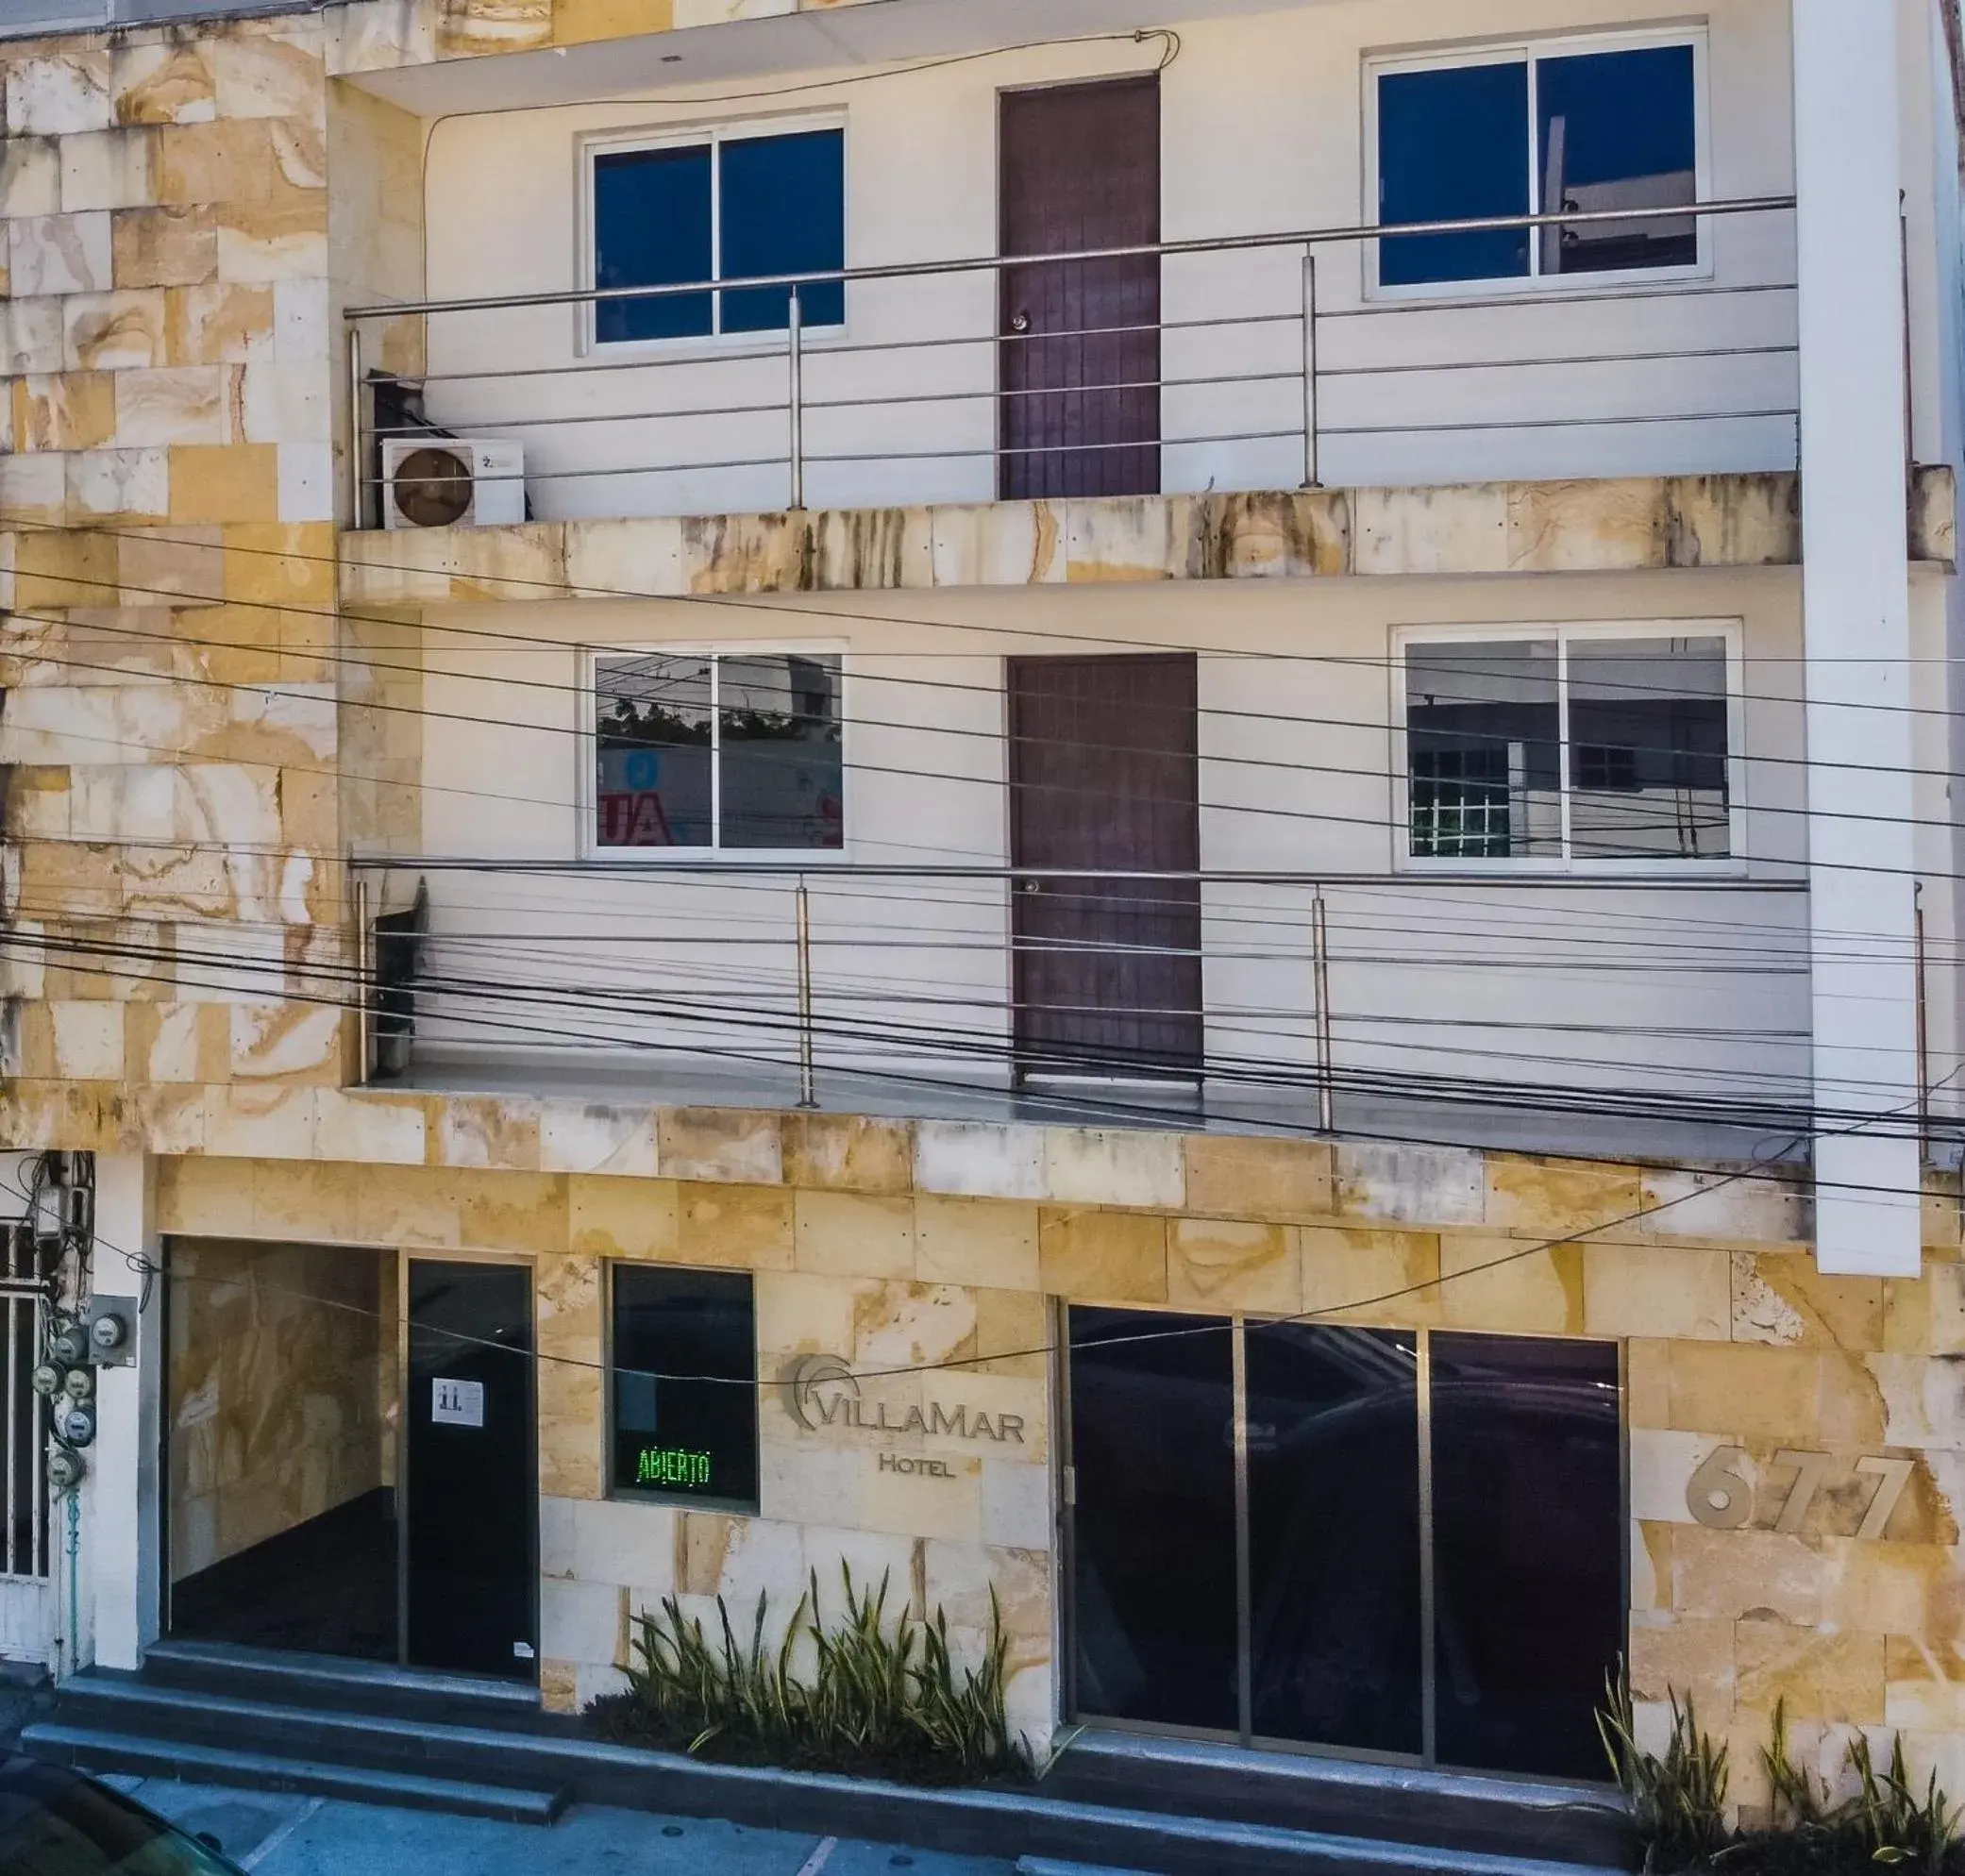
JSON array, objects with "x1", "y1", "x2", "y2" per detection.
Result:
[{"x1": 432, "y1": 1377, "x2": 485, "y2": 1428}]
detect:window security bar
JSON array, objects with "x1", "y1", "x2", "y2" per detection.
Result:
[{"x1": 344, "y1": 194, "x2": 1798, "y2": 526}]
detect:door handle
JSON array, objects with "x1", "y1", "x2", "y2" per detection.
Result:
[
  {"x1": 1020, "y1": 879, "x2": 1042, "y2": 894},
  {"x1": 1010, "y1": 310, "x2": 1031, "y2": 334}
]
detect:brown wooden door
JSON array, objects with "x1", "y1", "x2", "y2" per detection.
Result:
[
  {"x1": 999, "y1": 77, "x2": 1162, "y2": 501},
  {"x1": 1009, "y1": 654, "x2": 1201, "y2": 1079}
]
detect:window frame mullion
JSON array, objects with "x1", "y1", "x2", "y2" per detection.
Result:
[
  {"x1": 1555, "y1": 631, "x2": 1573, "y2": 863},
  {"x1": 1525, "y1": 52, "x2": 1543, "y2": 281},
  {"x1": 708, "y1": 655, "x2": 724, "y2": 851}
]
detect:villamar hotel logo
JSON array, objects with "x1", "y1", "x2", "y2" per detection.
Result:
[{"x1": 781, "y1": 1354, "x2": 1030, "y2": 1445}]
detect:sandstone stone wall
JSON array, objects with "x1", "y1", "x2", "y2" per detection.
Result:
[
  {"x1": 126, "y1": 1108, "x2": 1965, "y2": 1793},
  {"x1": 0, "y1": 20, "x2": 355, "y2": 1099}
]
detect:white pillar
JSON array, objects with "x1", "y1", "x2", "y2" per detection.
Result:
[
  {"x1": 84, "y1": 1154, "x2": 161, "y2": 1671},
  {"x1": 1794, "y1": 0, "x2": 1923, "y2": 1275}
]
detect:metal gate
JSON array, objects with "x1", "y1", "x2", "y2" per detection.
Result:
[{"x1": 0, "y1": 1225, "x2": 53, "y2": 1661}]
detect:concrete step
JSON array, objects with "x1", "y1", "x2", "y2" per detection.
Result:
[
  {"x1": 46, "y1": 1673, "x2": 563, "y2": 1789},
  {"x1": 31, "y1": 1667, "x2": 1638, "y2": 1875},
  {"x1": 138, "y1": 1639, "x2": 546, "y2": 1732},
  {"x1": 20, "y1": 1721, "x2": 568, "y2": 1825},
  {"x1": 1038, "y1": 1729, "x2": 1635, "y2": 1869}
]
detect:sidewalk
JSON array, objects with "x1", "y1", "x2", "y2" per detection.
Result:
[{"x1": 122, "y1": 1776, "x2": 1024, "y2": 1876}]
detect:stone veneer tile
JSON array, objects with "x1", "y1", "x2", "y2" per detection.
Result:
[
  {"x1": 538, "y1": 1252, "x2": 604, "y2": 1501},
  {"x1": 914, "y1": 1196, "x2": 1040, "y2": 1292},
  {"x1": 201, "y1": 1082, "x2": 315, "y2": 1158},
  {"x1": 9, "y1": 213, "x2": 113, "y2": 298},
  {"x1": 7, "y1": 52, "x2": 113, "y2": 137},
  {"x1": 1299, "y1": 1226, "x2": 1442, "y2": 1325},
  {"x1": 112, "y1": 42, "x2": 217, "y2": 126},
  {"x1": 64, "y1": 292, "x2": 166, "y2": 371},
  {"x1": 1640, "y1": 1165, "x2": 1811, "y2": 1246},
  {"x1": 677, "y1": 1182, "x2": 794, "y2": 1270},
  {"x1": 1042, "y1": 1128, "x2": 1184, "y2": 1210},
  {"x1": 914, "y1": 1121, "x2": 1046, "y2": 1201},
  {"x1": 1333, "y1": 1142, "x2": 1485, "y2": 1228},
  {"x1": 781, "y1": 1112, "x2": 913, "y2": 1195},
  {"x1": 1437, "y1": 1233, "x2": 1584, "y2": 1334},
  {"x1": 1666, "y1": 1343, "x2": 1822, "y2": 1440},
  {"x1": 1486, "y1": 1155, "x2": 1642, "y2": 1237},
  {"x1": 1671, "y1": 1524, "x2": 1822, "y2": 1624},
  {"x1": 1735, "y1": 1620, "x2": 1887, "y2": 1724},
  {"x1": 553, "y1": 0, "x2": 677, "y2": 44},
  {"x1": 456, "y1": 1172, "x2": 567, "y2": 1257},
  {"x1": 251, "y1": 1158, "x2": 356, "y2": 1241},
  {"x1": 213, "y1": 34, "x2": 326, "y2": 124},
  {"x1": 1352, "y1": 483, "x2": 1508, "y2": 576},
  {"x1": 433, "y1": 1094, "x2": 542, "y2": 1170},
  {"x1": 566, "y1": 1175, "x2": 680, "y2": 1261},
  {"x1": 794, "y1": 1191, "x2": 915, "y2": 1281},
  {"x1": 657, "y1": 1107, "x2": 781, "y2": 1184},
  {"x1": 540, "y1": 1100, "x2": 659, "y2": 1177},
  {"x1": 113, "y1": 205, "x2": 217, "y2": 290},
  {"x1": 1167, "y1": 1217, "x2": 1298, "y2": 1314},
  {"x1": 0, "y1": 138, "x2": 59, "y2": 217},
  {"x1": 1183, "y1": 1133, "x2": 1333, "y2": 1222},
  {"x1": 314, "y1": 1088, "x2": 427, "y2": 1164},
  {"x1": 1583, "y1": 1243, "x2": 1732, "y2": 1340},
  {"x1": 349, "y1": 1163, "x2": 462, "y2": 1248},
  {"x1": 1629, "y1": 1611, "x2": 1738, "y2": 1717},
  {"x1": 59, "y1": 130, "x2": 158, "y2": 215},
  {"x1": 1504, "y1": 477, "x2": 1669, "y2": 572},
  {"x1": 1732, "y1": 1250, "x2": 1884, "y2": 1349},
  {"x1": 156, "y1": 1152, "x2": 253, "y2": 1235},
  {"x1": 1037, "y1": 1209, "x2": 1167, "y2": 1304}
]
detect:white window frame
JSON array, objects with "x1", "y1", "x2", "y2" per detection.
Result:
[
  {"x1": 1390, "y1": 619, "x2": 1747, "y2": 877},
  {"x1": 580, "y1": 642, "x2": 850, "y2": 863},
  {"x1": 1363, "y1": 25, "x2": 1712, "y2": 303},
  {"x1": 579, "y1": 112, "x2": 849, "y2": 359}
]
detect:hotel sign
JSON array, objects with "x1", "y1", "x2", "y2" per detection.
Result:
[{"x1": 781, "y1": 1353, "x2": 1027, "y2": 1447}]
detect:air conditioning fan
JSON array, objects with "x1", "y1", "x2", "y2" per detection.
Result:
[{"x1": 381, "y1": 438, "x2": 525, "y2": 529}]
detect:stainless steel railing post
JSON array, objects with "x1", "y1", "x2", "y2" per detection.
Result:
[
  {"x1": 355, "y1": 876, "x2": 373, "y2": 1087},
  {"x1": 1302, "y1": 250, "x2": 1320, "y2": 490},
  {"x1": 787, "y1": 288, "x2": 806, "y2": 512},
  {"x1": 345, "y1": 324, "x2": 365, "y2": 530},
  {"x1": 796, "y1": 876, "x2": 817, "y2": 1108},
  {"x1": 1312, "y1": 888, "x2": 1334, "y2": 1132}
]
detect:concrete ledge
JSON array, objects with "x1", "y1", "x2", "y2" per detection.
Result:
[{"x1": 336, "y1": 469, "x2": 1957, "y2": 607}]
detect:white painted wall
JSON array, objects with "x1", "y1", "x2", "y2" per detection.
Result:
[
  {"x1": 409, "y1": 0, "x2": 1805, "y2": 522},
  {"x1": 393, "y1": 572, "x2": 1830, "y2": 1117}
]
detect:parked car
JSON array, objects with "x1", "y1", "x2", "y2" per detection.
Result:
[{"x1": 0, "y1": 1756, "x2": 246, "y2": 1875}]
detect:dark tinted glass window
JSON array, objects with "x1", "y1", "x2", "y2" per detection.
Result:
[
  {"x1": 722, "y1": 129, "x2": 847, "y2": 331},
  {"x1": 1538, "y1": 46, "x2": 1697, "y2": 275},
  {"x1": 719, "y1": 653, "x2": 844, "y2": 851},
  {"x1": 1429, "y1": 1332, "x2": 1622, "y2": 1779},
  {"x1": 1068, "y1": 1307, "x2": 1238, "y2": 1732},
  {"x1": 1567, "y1": 636, "x2": 1729, "y2": 859},
  {"x1": 593, "y1": 129, "x2": 843, "y2": 343},
  {"x1": 612, "y1": 1266, "x2": 758, "y2": 1510},
  {"x1": 1246, "y1": 1324, "x2": 1421, "y2": 1754},
  {"x1": 1379, "y1": 43, "x2": 1698, "y2": 287},
  {"x1": 1379, "y1": 61, "x2": 1530, "y2": 285},
  {"x1": 594, "y1": 144, "x2": 714, "y2": 343},
  {"x1": 595, "y1": 653, "x2": 714, "y2": 849},
  {"x1": 1406, "y1": 640, "x2": 1562, "y2": 860}
]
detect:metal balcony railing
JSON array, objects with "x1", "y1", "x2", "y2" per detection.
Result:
[
  {"x1": 344, "y1": 195, "x2": 1800, "y2": 529},
  {"x1": 344, "y1": 859, "x2": 1849, "y2": 1158}
]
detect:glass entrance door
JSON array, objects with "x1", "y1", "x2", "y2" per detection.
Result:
[
  {"x1": 1066, "y1": 1312, "x2": 1621, "y2": 1781},
  {"x1": 405, "y1": 1260, "x2": 538, "y2": 1680}
]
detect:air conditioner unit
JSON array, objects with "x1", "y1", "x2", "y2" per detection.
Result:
[{"x1": 381, "y1": 438, "x2": 525, "y2": 530}]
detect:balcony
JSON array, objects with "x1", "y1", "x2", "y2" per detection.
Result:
[
  {"x1": 348, "y1": 858, "x2": 1842, "y2": 1167},
  {"x1": 344, "y1": 198, "x2": 1808, "y2": 538}
]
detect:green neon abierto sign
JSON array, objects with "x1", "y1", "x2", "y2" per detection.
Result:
[{"x1": 636, "y1": 1446, "x2": 713, "y2": 1489}]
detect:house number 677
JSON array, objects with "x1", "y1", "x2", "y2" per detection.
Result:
[{"x1": 1686, "y1": 1446, "x2": 1915, "y2": 1539}]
